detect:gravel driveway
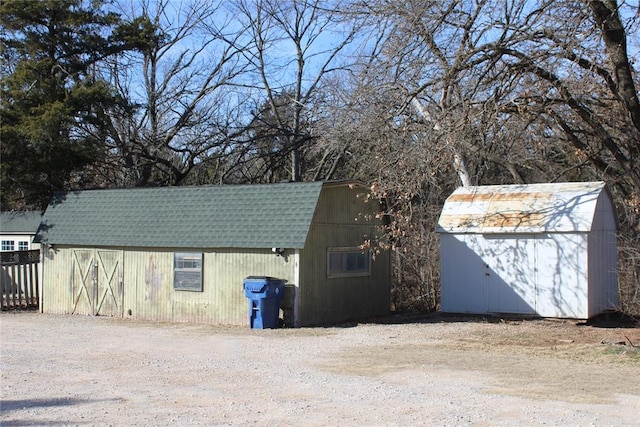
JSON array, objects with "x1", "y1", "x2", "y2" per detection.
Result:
[{"x1": 1, "y1": 312, "x2": 639, "y2": 426}]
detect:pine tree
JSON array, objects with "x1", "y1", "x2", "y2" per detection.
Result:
[{"x1": 0, "y1": 0, "x2": 154, "y2": 209}]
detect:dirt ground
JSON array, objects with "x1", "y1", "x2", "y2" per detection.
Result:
[{"x1": 1, "y1": 311, "x2": 639, "y2": 426}]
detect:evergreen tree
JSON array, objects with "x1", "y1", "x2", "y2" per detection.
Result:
[{"x1": 0, "y1": 0, "x2": 154, "y2": 209}]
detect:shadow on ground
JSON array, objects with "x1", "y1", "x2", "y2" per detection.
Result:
[
  {"x1": 351, "y1": 311, "x2": 639, "y2": 329},
  {"x1": 1, "y1": 397, "x2": 123, "y2": 427}
]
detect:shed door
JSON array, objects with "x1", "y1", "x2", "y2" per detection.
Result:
[
  {"x1": 535, "y1": 234, "x2": 587, "y2": 318},
  {"x1": 485, "y1": 235, "x2": 536, "y2": 315},
  {"x1": 71, "y1": 249, "x2": 123, "y2": 316},
  {"x1": 95, "y1": 250, "x2": 124, "y2": 317},
  {"x1": 71, "y1": 249, "x2": 95, "y2": 315}
]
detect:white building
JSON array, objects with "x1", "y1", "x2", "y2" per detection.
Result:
[
  {"x1": 437, "y1": 182, "x2": 618, "y2": 319},
  {"x1": 0, "y1": 211, "x2": 42, "y2": 252}
]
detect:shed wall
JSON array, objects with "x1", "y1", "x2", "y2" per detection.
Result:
[
  {"x1": 534, "y1": 233, "x2": 588, "y2": 318},
  {"x1": 42, "y1": 246, "x2": 296, "y2": 325},
  {"x1": 586, "y1": 191, "x2": 619, "y2": 317},
  {"x1": 126, "y1": 248, "x2": 295, "y2": 324},
  {"x1": 41, "y1": 247, "x2": 73, "y2": 314},
  {"x1": 297, "y1": 185, "x2": 390, "y2": 326},
  {"x1": 587, "y1": 230, "x2": 618, "y2": 317},
  {"x1": 440, "y1": 233, "x2": 591, "y2": 318},
  {"x1": 439, "y1": 234, "x2": 488, "y2": 314}
]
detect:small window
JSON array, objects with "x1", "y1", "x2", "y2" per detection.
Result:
[
  {"x1": 18, "y1": 241, "x2": 29, "y2": 251},
  {"x1": 174, "y1": 253, "x2": 203, "y2": 291},
  {"x1": 1, "y1": 240, "x2": 15, "y2": 251},
  {"x1": 327, "y1": 247, "x2": 371, "y2": 278}
]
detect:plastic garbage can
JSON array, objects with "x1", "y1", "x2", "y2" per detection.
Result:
[{"x1": 243, "y1": 276, "x2": 285, "y2": 329}]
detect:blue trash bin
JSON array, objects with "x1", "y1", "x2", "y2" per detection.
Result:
[{"x1": 243, "y1": 276, "x2": 285, "y2": 329}]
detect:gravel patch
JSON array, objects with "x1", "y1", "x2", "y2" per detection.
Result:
[{"x1": 1, "y1": 312, "x2": 638, "y2": 426}]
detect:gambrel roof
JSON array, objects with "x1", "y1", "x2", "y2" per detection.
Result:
[
  {"x1": 35, "y1": 181, "x2": 348, "y2": 249},
  {"x1": 437, "y1": 181, "x2": 616, "y2": 234}
]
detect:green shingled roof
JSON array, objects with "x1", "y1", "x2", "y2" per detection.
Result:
[
  {"x1": 35, "y1": 182, "x2": 326, "y2": 249},
  {"x1": 0, "y1": 211, "x2": 43, "y2": 233}
]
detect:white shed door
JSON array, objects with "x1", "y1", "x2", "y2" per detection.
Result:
[
  {"x1": 484, "y1": 235, "x2": 536, "y2": 315},
  {"x1": 535, "y1": 234, "x2": 587, "y2": 318},
  {"x1": 440, "y1": 234, "x2": 488, "y2": 313}
]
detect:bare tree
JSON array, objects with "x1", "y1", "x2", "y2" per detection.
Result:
[
  {"x1": 97, "y1": 0, "x2": 250, "y2": 187},
  {"x1": 339, "y1": 0, "x2": 640, "y2": 313},
  {"x1": 222, "y1": 0, "x2": 360, "y2": 182},
  {"x1": 347, "y1": 0, "x2": 639, "y2": 188}
]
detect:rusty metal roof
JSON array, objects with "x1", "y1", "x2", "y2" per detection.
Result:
[{"x1": 437, "y1": 181, "x2": 613, "y2": 233}]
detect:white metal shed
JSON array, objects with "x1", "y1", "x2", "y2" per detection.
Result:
[{"x1": 436, "y1": 181, "x2": 618, "y2": 319}]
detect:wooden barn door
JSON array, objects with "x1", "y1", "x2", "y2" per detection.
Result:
[
  {"x1": 95, "y1": 250, "x2": 124, "y2": 317},
  {"x1": 71, "y1": 249, "x2": 123, "y2": 316},
  {"x1": 71, "y1": 249, "x2": 95, "y2": 315}
]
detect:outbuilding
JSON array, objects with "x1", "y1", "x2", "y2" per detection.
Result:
[
  {"x1": 436, "y1": 181, "x2": 618, "y2": 319},
  {"x1": 35, "y1": 181, "x2": 390, "y2": 327}
]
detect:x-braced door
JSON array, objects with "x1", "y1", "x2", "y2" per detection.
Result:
[{"x1": 71, "y1": 249, "x2": 123, "y2": 316}]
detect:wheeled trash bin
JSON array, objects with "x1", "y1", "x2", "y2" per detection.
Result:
[{"x1": 243, "y1": 276, "x2": 285, "y2": 329}]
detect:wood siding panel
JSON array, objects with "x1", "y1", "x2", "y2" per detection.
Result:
[
  {"x1": 588, "y1": 191, "x2": 618, "y2": 317},
  {"x1": 298, "y1": 186, "x2": 390, "y2": 326},
  {"x1": 123, "y1": 248, "x2": 295, "y2": 325},
  {"x1": 535, "y1": 234, "x2": 588, "y2": 318},
  {"x1": 124, "y1": 250, "x2": 172, "y2": 322},
  {"x1": 41, "y1": 246, "x2": 74, "y2": 314},
  {"x1": 439, "y1": 234, "x2": 488, "y2": 314},
  {"x1": 44, "y1": 246, "x2": 295, "y2": 325}
]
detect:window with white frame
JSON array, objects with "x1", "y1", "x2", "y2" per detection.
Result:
[
  {"x1": 1, "y1": 240, "x2": 15, "y2": 251},
  {"x1": 327, "y1": 247, "x2": 371, "y2": 278},
  {"x1": 18, "y1": 241, "x2": 29, "y2": 251},
  {"x1": 173, "y1": 252, "x2": 203, "y2": 291}
]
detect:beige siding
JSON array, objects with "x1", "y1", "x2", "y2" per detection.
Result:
[
  {"x1": 41, "y1": 246, "x2": 74, "y2": 314},
  {"x1": 43, "y1": 245, "x2": 295, "y2": 325},
  {"x1": 124, "y1": 248, "x2": 295, "y2": 325},
  {"x1": 297, "y1": 185, "x2": 390, "y2": 326}
]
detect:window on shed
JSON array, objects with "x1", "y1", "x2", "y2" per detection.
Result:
[
  {"x1": 18, "y1": 241, "x2": 29, "y2": 251},
  {"x1": 174, "y1": 253, "x2": 203, "y2": 291},
  {"x1": 1, "y1": 240, "x2": 15, "y2": 251},
  {"x1": 327, "y1": 247, "x2": 371, "y2": 278}
]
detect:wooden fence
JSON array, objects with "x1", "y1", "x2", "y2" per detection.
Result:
[{"x1": 1, "y1": 250, "x2": 40, "y2": 310}]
